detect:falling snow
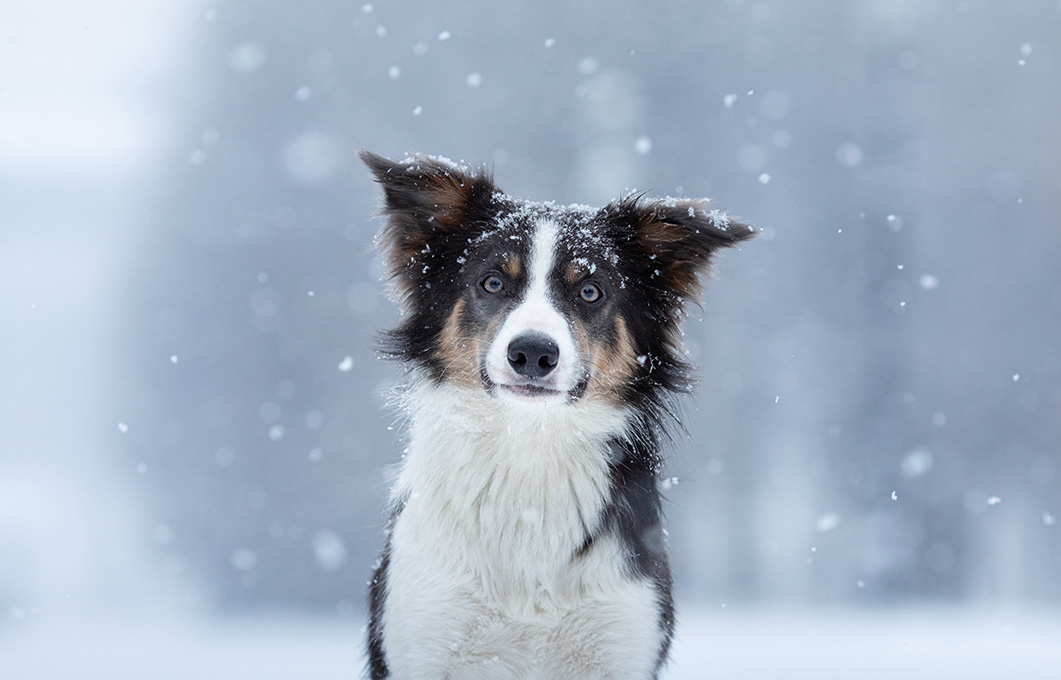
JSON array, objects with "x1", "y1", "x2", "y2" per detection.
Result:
[
  {"x1": 230, "y1": 548, "x2": 258, "y2": 571},
  {"x1": 816, "y1": 514, "x2": 842, "y2": 532},
  {"x1": 7, "y1": 5, "x2": 1060, "y2": 672}
]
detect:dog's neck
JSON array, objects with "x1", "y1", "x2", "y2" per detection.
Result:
[{"x1": 390, "y1": 378, "x2": 631, "y2": 610}]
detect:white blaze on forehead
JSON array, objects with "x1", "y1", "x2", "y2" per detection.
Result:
[
  {"x1": 527, "y1": 218, "x2": 559, "y2": 300},
  {"x1": 485, "y1": 218, "x2": 580, "y2": 394}
]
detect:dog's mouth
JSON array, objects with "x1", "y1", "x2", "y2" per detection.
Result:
[
  {"x1": 479, "y1": 363, "x2": 589, "y2": 404},
  {"x1": 480, "y1": 367, "x2": 567, "y2": 402},
  {"x1": 498, "y1": 383, "x2": 564, "y2": 399}
]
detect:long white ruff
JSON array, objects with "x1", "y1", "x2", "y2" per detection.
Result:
[{"x1": 380, "y1": 379, "x2": 663, "y2": 679}]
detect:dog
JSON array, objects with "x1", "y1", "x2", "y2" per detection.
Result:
[{"x1": 359, "y1": 151, "x2": 753, "y2": 679}]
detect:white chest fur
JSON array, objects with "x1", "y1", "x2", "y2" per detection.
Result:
[{"x1": 381, "y1": 382, "x2": 664, "y2": 679}]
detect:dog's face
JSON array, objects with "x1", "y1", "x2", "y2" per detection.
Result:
[
  {"x1": 361, "y1": 152, "x2": 754, "y2": 409},
  {"x1": 450, "y1": 211, "x2": 632, "y2": 406}
]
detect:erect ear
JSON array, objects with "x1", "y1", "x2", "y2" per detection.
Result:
[
  {"x1": 359, "y1": 150, "x2": 497, "y2": 287},
  {"x1": 620, "y1": 196, "x2": 756, "y2": 301}
]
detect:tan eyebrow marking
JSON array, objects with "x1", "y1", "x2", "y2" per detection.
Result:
[{"x1": 502, "y1": 253, "x2": 521, "y2": 278}]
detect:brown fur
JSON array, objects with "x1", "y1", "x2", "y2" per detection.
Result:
[
  {"x1": 582, "y1": 315, "x2": 638, "y2": 405},
  {"x1": 632, "y1": 211, "x2": 708, "y2": 302},
  {"x1": 564, "y1": 261, "x2": 588, "y2": 285},
  {"x1": 360, "y1": 152, "x2": 495, "y2": 305},
  {"x1": 437, "y1": 298, "x2": 481, "y2": 389},
  {"x1": 502, "y1": 253, "x2": 522, "y2": 279}
]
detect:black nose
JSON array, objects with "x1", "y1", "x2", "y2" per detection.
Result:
[{"x1": 507, "y1": 332, "x2": 559, "y2": 378}]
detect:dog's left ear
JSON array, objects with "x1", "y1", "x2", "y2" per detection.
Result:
[
  {"x1": 359, "y1": 150, "x2": 496, "y2": 290},
  {"x1": 623, "y1": 197, "x2": 756, "y2": 301}
]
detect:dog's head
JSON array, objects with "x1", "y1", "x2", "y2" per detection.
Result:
[{"x1": 361, "y1": 151, "x2": 754, "y2": 411}]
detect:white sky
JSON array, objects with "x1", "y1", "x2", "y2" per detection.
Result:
[
  {"x1": 0, "y1": 0, "x2": 188, "y2": 173},
  {"x1": 0, "y1": 1, "x2": 192, "y2": 612}
]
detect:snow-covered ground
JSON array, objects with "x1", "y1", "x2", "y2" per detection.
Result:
[
  {"x1": 669, "y1": 607, "x2": 1061, "y2": 679},
  {"x1": 2, "y1": 607, "x2": 1059, "y2": 679}
]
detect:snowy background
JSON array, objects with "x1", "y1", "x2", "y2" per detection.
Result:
[{"x1": 2, "y1": 0, "x2": 1060, "y2": 677}]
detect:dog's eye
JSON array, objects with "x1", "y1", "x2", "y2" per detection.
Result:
[
  {"x1": 579, "y1": 282, "x2": 602, "y2": 303},
  {"x1": 481, "y1": 274, "x2": 504, "y2": 294}
]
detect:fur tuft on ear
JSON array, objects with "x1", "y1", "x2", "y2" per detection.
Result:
[
  {"x1": 359, "y1": 150, "x2": 497, "y2": 298},
  {"x1": 612, "y1": 195, "x2": 756, "y2": 303}
]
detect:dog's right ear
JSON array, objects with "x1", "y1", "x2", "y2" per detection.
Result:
[{"x1": 359, "y1": 151, "x2": 496, "y2": 295}]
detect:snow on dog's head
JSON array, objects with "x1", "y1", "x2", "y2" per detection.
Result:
[{"x1": 361, "y1": 151, "x2": 755, "y2": 411}]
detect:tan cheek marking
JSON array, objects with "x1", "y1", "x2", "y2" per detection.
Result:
[
  {"x1": 583, "y1": 314, "x2": 638, "y2": 404},
  {"x1": 437, "y1": 297, "x2": 482, "y2": 388}
]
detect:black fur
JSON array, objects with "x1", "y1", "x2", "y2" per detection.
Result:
[
  {"x1": 366, "y1": 543, "x2": 390, "y2": 679},
  {"x1": 576, "y1": 438, "x2": 675, "y2": 674}
]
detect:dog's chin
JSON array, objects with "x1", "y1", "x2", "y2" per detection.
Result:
[{"x1": 495, "y1": 383, "x2": 568, "y2": 404}]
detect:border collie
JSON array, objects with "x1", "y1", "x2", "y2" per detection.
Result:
[{"x1": 359, "y1": 151, "x2": 753, "y2": 679}]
